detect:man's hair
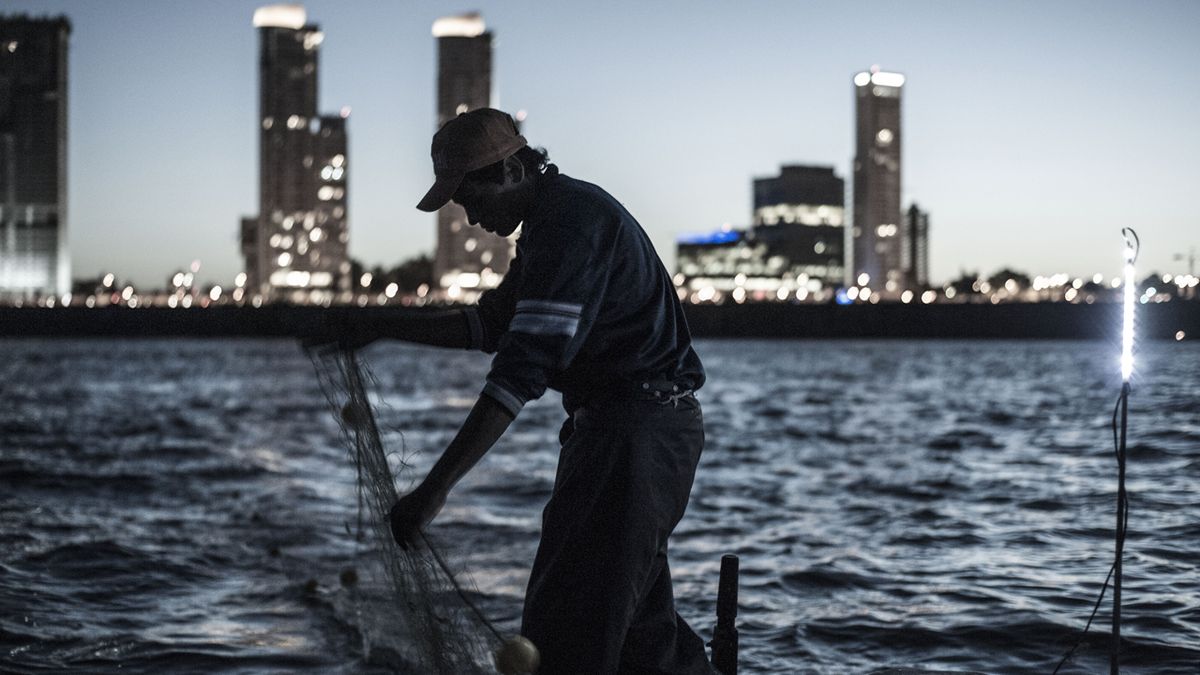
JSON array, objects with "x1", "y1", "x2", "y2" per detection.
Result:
[{"x1": 465, "y1": 146, "x2": 551, "y2": 185}]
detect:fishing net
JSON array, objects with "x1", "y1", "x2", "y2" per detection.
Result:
[{"x1": 307, "y1": 346, "x2": 501, "y2": 673}]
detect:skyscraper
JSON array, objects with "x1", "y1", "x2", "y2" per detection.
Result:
[
  {"x1": 0, "y1": 15, "x2": 70, "y2": 298},
  {"x1": 905, "y1": 203, "x2": 930, "y2": 287},
  {"x1": 241, "y1": 4, "x2": 349, "y2": 301},
  {"x1": 852, "y1": 67, "x2": 904, "y2": 292},
  {"x1": 753, "y1": 165, "x2": 846, "y2": 287},
  {"x1": 431, "y1": 12, "x2": 513, "y2": 295}
]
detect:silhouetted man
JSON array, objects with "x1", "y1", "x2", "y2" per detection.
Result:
[{"x1": 351, "y1": 108, "x2": 713, "y2": 673}]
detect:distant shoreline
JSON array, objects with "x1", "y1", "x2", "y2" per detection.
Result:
[{"x1": 1, "y1": 301, "x2": 1195, "y2": 340}]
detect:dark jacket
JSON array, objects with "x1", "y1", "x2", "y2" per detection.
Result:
[{"x1": 463, "y1": 167, "x2": 704, "y2": 415}]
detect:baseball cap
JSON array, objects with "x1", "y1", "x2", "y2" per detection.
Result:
[{"x1": 416, "y1": 108, "x2": 528, "y2": 212}]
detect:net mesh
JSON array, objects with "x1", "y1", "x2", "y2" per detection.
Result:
[{"x1": 307, "y1": 346, "x2": 496, "y2": 673}]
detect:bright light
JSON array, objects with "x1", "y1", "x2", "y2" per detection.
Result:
[
  {"x1": 853, "y1": 72, "x2": 871, "y2": 87},
  {"x1": 253, "y1": 4, "x2": 306, "y2": 30},
  {"x1": 432, "y1": 13, "x2": 486, "y2": 38},
  {"x1": 857, "y1": 273, "x2": 870, "y2": 286},
  {"x1": 385, "y1": 282, "x2": 399, "y2": 298},
  {"x1": 209, "y1": 286, "x2": 222, "y2": 301},
  {"x1": 1177, "y1": 331, "x2": 1186, "y2": 341},
  {"x1": 870, "y1": 71, "x2": 906, "y2": 87},
  {"x1": 302, "y1": 31, "x2": 324, "y2": 50},
  {"x1": 921, "y1": 290, "x2": 937, "y2": 304},
  {"x1": 901, "y1": 290, "x2": 914, "y2": 304},
  {"x1": 360, "y1": 273, "x2": 373, "y2": 287},
  {"x1": 1121, "y1": 231, "x2": 1137, "y2": 381},
  {"x1": 235, "y1": 272, "x2": 247, "y2": 288},
  {"x1": 102, "y1": 273, "x2": 115, "y2": 288}
]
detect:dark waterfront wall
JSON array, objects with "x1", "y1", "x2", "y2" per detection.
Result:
[{"x1": 1, "y1": 301, "x2": 1196, "y2": 339}]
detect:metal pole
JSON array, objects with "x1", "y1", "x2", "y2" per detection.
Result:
[
  {"x1": 712, "y1": 554, "x2": 739, "y2": 675},
  {"x1": 1111, "y1": 383, "x2": 1129, "y2": 674}
]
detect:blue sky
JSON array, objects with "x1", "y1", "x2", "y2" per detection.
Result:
[{"x1": 9, "y1": 0, "x2": 1199, "y2": 288}]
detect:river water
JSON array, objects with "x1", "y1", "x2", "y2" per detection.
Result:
[{"x1": 1, "y1": 338, "x2": 1197, "y2": 674}]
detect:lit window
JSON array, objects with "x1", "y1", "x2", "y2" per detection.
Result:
[
  {"x1": 331, "y1": 154, "x2": 345, "y2": 168},
  {"x1": 465, "y1": 238, "x2": 477, "y2": 252},
  {"x1": 876, "y1": 128, "x2": 894, "y2": 146},
  {"x1": 262, "y1": 117, "x2": 274, "y2": 130},
  {"x1": 318, "y1": 186, "x2": 335, "y2": 201},
  {"x1": 278, "y1": 252, "x2": 292, "y2": 266},
  {"x1": 310, "y1": 227, "x2": 323, "y2": 242}
]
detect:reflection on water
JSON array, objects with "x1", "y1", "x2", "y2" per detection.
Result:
[{"x1": 1, "y1": 338, "x2": 1198, "y2": 673}]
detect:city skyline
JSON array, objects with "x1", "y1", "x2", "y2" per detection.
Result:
[{"x1": 3, "y1": 0, "x2": 1197, "y2": 289}]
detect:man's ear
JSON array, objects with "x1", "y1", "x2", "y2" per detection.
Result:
[{"x1": 503, "y1": 155, "x2": 526, "y2": 186}]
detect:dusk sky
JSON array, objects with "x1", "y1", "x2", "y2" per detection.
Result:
[{"x1": 9, "y1": 0, "x2": 1199, "y2": 289}]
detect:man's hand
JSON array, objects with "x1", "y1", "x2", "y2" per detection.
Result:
[
  {"x1": 300, "y1": 307, "x2": 378, "y2": 353},
  {"x1": 388, "y1": 484, "x2": 447, "y2": 550}
]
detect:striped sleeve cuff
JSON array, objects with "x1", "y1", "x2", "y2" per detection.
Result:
[
  {"x1": 510, "y1": 299, "x2": 582, "y2": 338},
  {"x1": 462, "y1": 306, "x2": 485, "y2": 350},
  {"x1": 482, "y1": 380, "x2": 526, "y2": 417}
]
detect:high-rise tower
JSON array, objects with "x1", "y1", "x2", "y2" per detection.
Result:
[
  {"x1": 431, "y1": 12, "x2": 513, "y2": 295},
  {"x1": 851, "y1": 67, "x2": 904, "y2": 292},
  {"x1": 905, "y1": 203, "x2": 930, "y2": 288},
  {"x1": 0, "y1": 15, "x2": 70, "y2": 298},
  {"x1": 241, "y1": 4, "x2": 349, "y2": 301}
]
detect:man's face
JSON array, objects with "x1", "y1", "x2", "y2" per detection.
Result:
[{"x1": 451, "y1": 159, "x2": 528, "y2": 237}]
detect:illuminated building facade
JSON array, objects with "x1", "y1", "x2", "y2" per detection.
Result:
[
  {"x1": 905, "y1": 203, "x2": 930, "y2": 287},
  {"x1": 241, "y1": 4, "x2": 350, "y2": 300},
  {"x1": 676, "y1": 165, "x2": 846, "y2": 303},
  {"x1": 852, "y1": 67, "x2": 905, "y2": 292},
  {"x1": 0, "y1": 15, "x2": 70, "y2": 297},
  {"x1": 753, "y1": 165, "x2": 845, "y2": 287},
  {"x1": 431, "y1": 12, "x2": 514, "y2": 295}
]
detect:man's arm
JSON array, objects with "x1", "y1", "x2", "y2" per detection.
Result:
[
  {"x1": 300, "y1": 307, "x2": 475, "y2": 351},
  {"x1": 368, "y1": 309, "x2": 473, "y2": 349},
  {"x1": 390, "y1": 393, "x2": 515, "y2": 547}
]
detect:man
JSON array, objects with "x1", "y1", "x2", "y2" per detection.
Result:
[{"x1": 356, "y1": 108, "x2": 712, "y2": 673}]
